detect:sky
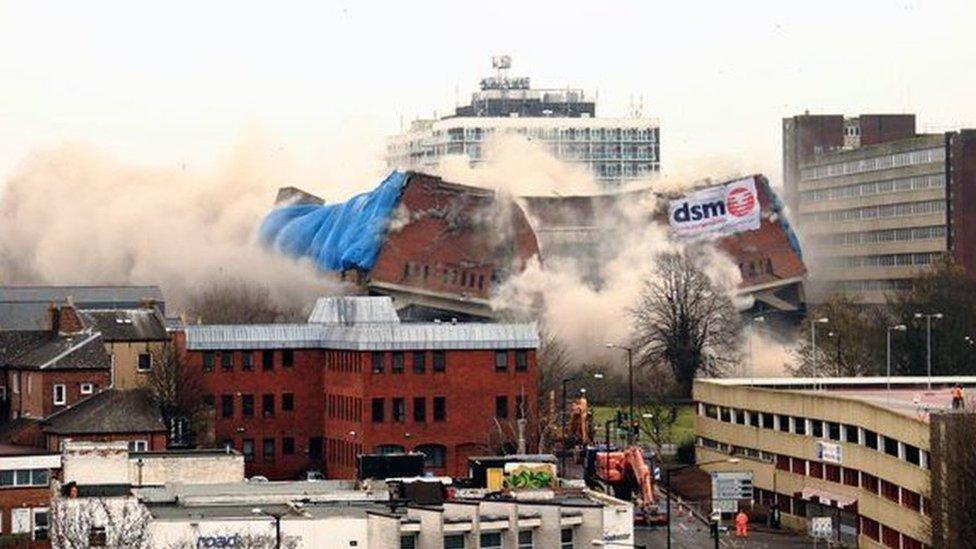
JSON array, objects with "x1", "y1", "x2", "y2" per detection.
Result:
[{"x1": 1, "y1": 0, "x2": 975, "y2": 197}]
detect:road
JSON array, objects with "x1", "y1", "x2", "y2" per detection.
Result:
[{"x1": 634, "y1": 525, "x2": 817, "y2": 549}]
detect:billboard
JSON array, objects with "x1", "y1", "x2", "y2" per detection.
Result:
[
  {"x1": 668, "y1": 177, "x2": 762, "y2": 239},
  {"x1": 711, "y1": 471, "x2": 754, "y2": 513}
]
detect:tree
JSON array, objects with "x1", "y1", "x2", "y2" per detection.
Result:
[
  {"x1": 789, "y1": 294, "x2": 885, "y2": 377},
  {"x1": 187, "y1": 278, "x2": 303, "y2": 324},
  {"x1": 533, "y1": 328, "x2": 574, "y2": 453},
  {"x1": 888, "y1": 259, "x2": 976, "y2": 377},
  {"x1": 631, "y1": 248, "x2": 740, "y2": 396},
  {"x1": 50, "y1": 497, "x2": 150, "y2": 549},
  {"x1": 142, "y1": 344, "x2": 208, "y2": 447}
]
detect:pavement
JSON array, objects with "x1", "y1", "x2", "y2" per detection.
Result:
[{"x1": 635, "y1": 525, "x2": 817, "y2": 548}]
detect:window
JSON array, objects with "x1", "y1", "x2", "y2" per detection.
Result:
[
  {"x1": 31, "y1": 469, "x2": 48, "y2": 486},
  {"x1": 884, "y1": 436, "x2": 899, "y2": 457},
  {"x1": 811, "y1": 420, "x2": 823, "y2": 438},
  {"x1": 905, "y1": 444, "x2": 921, "y2": 466},
  {"x1": 844, "y1": 425, "x2": 859, "y2": 444},
  {"x1": 202, "y1": 352, "x2": 214, "y2": 372},
  {"x1": 794, "y1": 417, "x2": 806, "y2": 435},
  {"x1": 480, "y1": 533, "x2": 502, "y2": 549},
  {"x1": 0, "y1": 469, "x2": 49, "y2": 487},
  {"x1": 309, "y1": 437, "x2": 323, "y2": 461},
  {"x1": 416, "y1": 444, "x2": 447, "y2": 468},
  {"x1": 515, "y1": 350, "x2": 528, "y2": 371},
  {"x1": 372, "y1": 398, "x2": 384, "y2": 422},
  {"x1": 372, "y1": 352, "x2": 384, "y2": 373},
  {"x1": 777, "y1": 414, "x2": 790, "y2": 432},
  {"x1": 827, "y1": 422, "x2": 840, "y2": 441},
  {"x1": 392, "y1": 398, "x2": 406, "y2": 423},
  {"x1": 30, "y1": 508, "x2": 47, "y2": 541},
  {"x1": 53, "y1": 384, "x2": 66, "y2": 406},
  {"x1": 80, "y1": 383, "x2": 93, "y2": 395},
  {"x1": 444, "y1": 535, "x2": 465, "y2": 549},
  {"x1": 88, "y1": 526, "x2": 106, "y2": 546},
  {"x1": 282, "y1": 349, "x2": 294, "y2": 367},
  {"x1": 221, "y1": 394, "x2": 234, "y2": 418},
  {"x1": 392, "y1": 352, "x2": 405, "y2": 373},
  {"x1": 400, "y1": 535, "x2": 417, "y2": 549},
  {"x1": 495, "y1": 350, "x2": 508, "y2": 371},
  {"x1": 127, "y1": 440, "x2": 148, "y2": 452},
  {"x1": 861, "y1": 472, "x2": 879, "y2": 494},
  {"x1": 262, "y1": 350, "x2": 274, "y2": 370},
  {"x1": 433, "y1": 351, "x2": 445, "y2": 372},
  {"x1": 263, "y1": 394, "x2": 275, "y2": 417},
  {"x1": 375, "y1": 444, "x2": 406, "y2": 455},
  {"x1": 282, "y1": 437, "x2": 295, "y2": 455},
  {"x1": 560, "y1": 528, "x2": 574, "y2": 549},
  {"x1": 137, "y1": 353, "x2": 152, "y2": 372},
  {"x1": 825, "y1": 464, "x2": 841, "y2": 483},
  {"x1": 433, "y1": 397, "x2": 446, "y2": 422},
  {"x1": 241, "y1": 352, "x2": 253, "y2": 371},
  {"x1": 761, "y1": 413, "x2": 774, "y2": 429},
  {"x1": 203, "y1": 394, "x2": 215, "y2": 407},
  {"x1": 412, "y1": 351, "x2": 425, "y2": 373},
  {"x1": 242, "y1": 395, "x2": 254, "y2": 417},
  {"x1": 517, "y1": 530, "x2": 534, "y2": 549},
  {"x1": 495, "y1": 396, "x2": 509, "y2": 419},
  {"x1": 413, "y1": 397, "x2": 426, "y2": 422},
  {"x1": 242, "y1": 439, "x2": 254, "y2": 462},
  {"x1": 748, "y1": 410, "x2": 759, "y2": 428},
  {"x1": 220, "y1": 352, "x2": 233, "y2": 371},
  {"x1": 263, "y1": 438, "x2": 275, "y2": 463},
  {"x1": 282, "y1": 393, "x2": 294, "y2": 411}
]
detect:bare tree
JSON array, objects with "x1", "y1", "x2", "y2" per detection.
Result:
[
  {"x1": 187, "y1": 278, "x2": 304, "y2": 324},
  {"x1": 142, "y1": 344, "x2": 208, "y2": 447},
  {"x1": 631, "y1": 248, "x2": 740, "y2": 397},
  {"x1": 50, "y1": 497, "x2": 150, "y2": 549},
  {"x1": 789, "y1": 293, "x2": 885, "y2": 377}
]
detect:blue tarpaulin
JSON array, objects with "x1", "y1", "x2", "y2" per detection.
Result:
[{"x1": 258, "y1": 171, "x2": 408, "y2": 272}]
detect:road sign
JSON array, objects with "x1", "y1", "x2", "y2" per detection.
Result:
[
  {"x1": 711, "y1": 471, "x2": 754, "y2": 513},
  {"x1": 810, "y1": 516, "x2": 833, "y2": 539}
]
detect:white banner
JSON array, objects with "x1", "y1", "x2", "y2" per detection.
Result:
[
  {"x1": 817, "y1": 441, "x2": 842, "y2": 464},
  {"x1": 668, "y1": 177, "x2": 762, "y2": 238}
]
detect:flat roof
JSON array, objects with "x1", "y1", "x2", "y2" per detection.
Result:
[{"x1": 146, "y1": 501, "x2": 388, "y2": 521}]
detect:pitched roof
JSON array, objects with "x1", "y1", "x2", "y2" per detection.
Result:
[
  {"x1": 0, "y1": 331, "x2": 50, "y2": 364},
  {"x1": 0, "y1": 285, "x2": 164, "y2": 331},
  {"x1": 78, "y1": 309, "x2": 169, "y2": 342},
  {"x1": 307, "y1": 296, "x2": 400, "y2": 324},
  {"x1": 6, "y1": 331, "x2": 110, "y2": 370},
  {"x1": 42, "y1": 389, "x2": 166, "y2": 435}
]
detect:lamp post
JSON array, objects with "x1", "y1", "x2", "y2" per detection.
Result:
[
  {"x1": 914, "y1": 313, "x2": 943, "y2": 390},
  {"x1": 252, "y1": 507, "x2": 285, "y2": 549},
  {"x1": 606, "y1": 343, "x2": 635, "y2": 445},
  {"x1": 810, "y1": 317, "x2": 829, "y2": 389},
  {"x1": 886, "y1": 325, "x2": 907, "y2": 400},
  {"x1": 663, "y1": 458, "x2": 740, "y2": 549},
  {"x1": 561, "y1": 373, "x2": 604, "y2": 474}
]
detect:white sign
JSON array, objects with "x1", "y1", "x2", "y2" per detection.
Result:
[
  {"x1": 668, "y1": 177, "x2": 762, "y2": 239},
  {"x1": 810, "y1": 516, "x2": 833, "y2": 539},
  {"x1": 711, "y1": 471, "x2": 754, "y2": 513},
  {"x1": 817, "y1": 441, "x2": 842, "y2": 464}
]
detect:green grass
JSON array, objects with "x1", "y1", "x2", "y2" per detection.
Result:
[{"x1": 591, "y1": 405, "x2": 696, "y2": 447}]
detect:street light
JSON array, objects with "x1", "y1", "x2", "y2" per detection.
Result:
[
  {"x1": 663, "y1": 458, "x2": 741, "y2": 549},
  {"x1": 886, "y1": 324, "x2": 907, "y2": 400},
  {"x1": 914, "y1": 312, "x2": 943, "y2": 390},
  {"x1": 561, "y1": 372, "x2": 605, "y2": 474},
  {"x1": 810, "y1": 317, "x2": 829, "y2": 389},
  {"x1": 606, "y1": 343, "x2": 635, "y2": 445},
  {"x1": 252, "y1": 507, "x2": 285, "y2": 549}
]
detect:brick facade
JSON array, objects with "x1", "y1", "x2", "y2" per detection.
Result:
[{"x1": 4, "y1": 368, "x2": 110, "y2": 420}]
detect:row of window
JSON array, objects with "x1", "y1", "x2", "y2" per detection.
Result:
[
  {"x1": 834, "y1": 279, "x2": 914, "y2": 292},
  {"x1": 51, "y1": 382, "x2": 94, "y2": 406},
  {"x1": 799, "y1": 172, "x2": 945, "y2": 202},
  {"x1": 700, "y1": 404, "x2": 928, "y2": 468},
  {"x1": 800, "y1": 147, "x2": 945, "y2": 180},
  {"x1": 0, "y1": 468, "x2": 49, "y2": 488},
  {"x1": 401, "y1": 528, "x2": 567, "y2": 549},
  {"x1": 372, "y1": 396, "x2": 447, "y2": 423},
  {"x1": 229, "y1": 436, "x2": 297, "y2": 463},
  {"x1": 802, "y1": 199, "x2": 946, "y2": 224},
  {"x1": 4, "y1": 507, "x2": 48, "y2": 541},
  {"x1": 210, "y1": 393, "x2": 295, "y2": 419},
  {"x1": 429, "y1": 125, "x2": 658, "y2": 143},
  {"x1": 202, "y1": 349, "x2": 294, "y2": 372},
  {"x1": 371, "y1": 350, "x2": 528, "y2": 374},
  {"x1": 403, "y1": 262, "x2": 489, "y2": 291},
  {"x1": 326, "y1": 438, "x2": 363, "y2": 468},
  {"x1": 821, "y1": 224, "x2": 946, "y2": 246},
  {"x1": 327, "y1": 394, "x2": 361, "y2": 422},
  {"x1": 825, "y1": 252, "x2": 944, "y2": 269}
]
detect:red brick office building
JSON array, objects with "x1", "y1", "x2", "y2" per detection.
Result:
[{"x1": 181, "y1": 296, "x2": 539, "y2": 480}]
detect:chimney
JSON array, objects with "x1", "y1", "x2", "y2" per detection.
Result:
[
  {"x1": 47, "y1": 303, "x2": 61, "y2": 334},
  {"x1": 54, "y1": 303, "x2": 85, "y2": 335}
]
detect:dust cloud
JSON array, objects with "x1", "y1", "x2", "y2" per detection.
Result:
[{"x1": 0, "y1": 136, "x2": 349, "y2": 313}]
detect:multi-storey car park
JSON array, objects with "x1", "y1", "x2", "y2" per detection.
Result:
[
  {"x1": 386, "y1": 56, "x2": 660, "y2": 189},
  {"x1": 693, "y1": 376, "x2": 976, "y2": 548}
]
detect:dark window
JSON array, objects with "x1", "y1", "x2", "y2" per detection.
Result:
[
  {"x1": 400, "y1": 535, "x2": 417, "y2": 549},
  {"x1": 372, "y1": 352, "x2": 384, "y2": 373},
  {"x1": 827, "y1": 422, "x2": 841, "y2": 441},
  {"x1": 844, "y1": 424, "x2": 859, "y2": 443},
  {"x1": 372, "y1": 398, "x2": 384, "y2": 422},
  {"x1": 241, "y1": 352, "x2": 253, "y2": 371},
  {"x1": 825, "y1": 464, "x2": 841, "y2": 483},
  {"x1": 412, "y1": 351, "x2": 425, "y2": 373},
  {"x1": 811, "y1": 419, "x2": 823, "y2": 438},
  {"x1": 262, "y1": 350, "x2": 274, "y2": 370},
  {"x1": 203, "y1": 394, "x2": 215, "y2": 407},
  {"x1": 416, "y1": 444, "x2": 446, "y2": 468},
  {"x1": 263, "y1": 438, "x2": 275, "y2": 463},
  {"x1": 89, "y1": 526, "x2": 107, "y2": 546},
  {"x1": 843, "y1": 468, "x2": 859, "y2": 487},
  {"x1": 282, "y1": 393, "x2": 294, "y2": 411},
  {"x1": 881, "y1": 479, "x2": 899, "y2": 502},
  {"x1": 282, "y1": 349, "x2": 294, "y2": 367},
  {"x1": 392, "y1": 398, "x2": 405, "y2": 423},
  {"x1": 720, "y1": 407, "x2": 732, "y2": 423},
  {"x1": 242, "y1": 394, "x2": 254, "y2": 417},
  {"x1": 861, "y1": 472, "x2": 879, "y2": 493},
  {"x1": 864, "y1": 429, "x2": 878, "y2": 450},
  {"x1": 433, "y1": 397, "x2": 446, "y2": 422},
  {"x1": 444, "y1": 535, "x2": 465, "y2": 549},
  {"x1": 480, "y1": 532, "x2": 502, "y2": 549},
  {"x1": 242, "y1": 439, "x2": 254, "y2": 462},
  {"x1": 220, "y1": 352, "x2": 233, "y2": 371},
  {"x1": 761, "y1": 413, "x2": 774, "y2": 429},
  {"x1": 515, "y1": 350, "x2": 528, "y2": 371},
  {"x1": 282, "y1": 437, "x2": 295, "y2": 455},
  {"x1": 496, "y1": 396, "x2": 509, "y2": 419},
  {"x1": 495, "y1": 350, "x2": 508, "y2": 371},
  {"x1": 309, "y1": 437, "x2": 323, "y2": 461},
  {"x1": 413, "y1": 397, "x2": 426, "y2": 422},
  {"x1": 733, "y1": 410, "x2": 746, "y2": 425},
  {"x1": 704, "y1": 405, "x2": 718, "y2": 419},
  {"x1": 791, "y1": 458, "x2": 806, "y2": 475},
  {"x1": 137, "y1": 353, "x2": 152, "y2": 372},
  {"x1": 777, "y1": 414, "x2": 790, "y2": 432},
  {"x1": 202, "y1": 352, "x2": 214, "y2": 372},
  {"x1": 748, "y1": 411, "x2": 759, "y2": 427},
  {"x1": 904, "y1": 444, "x2": 921, "y2": 466},
  {"x1": 903, "y1": 489, "x2": 921, "y2": 512},
  {"x1": 392, "y1": 352, "x2": 404, "y2": 373},
  {"x1": 809, "y1": 461, "x2": 823, "y2": 479},
  {"x1": 884, "y1": 436, "x2": 899, "y2": 457},
  {"x1": 794, "y1": 417, "x2": 807, "y2": 435},
  {"x1": 433, "y1": 351, "x2": 446, "y2": 372},
  {"x1": 221, "y1": 395, "x2": 233, "y2": 418},
  {"x1": 263, "y1": 394, "x2": 275, "y2": 417},
  {"x1": 376, "y1": 444, "x2": 405, "y2": 455},
  {"x1": 775, "y1": 455, "x2": 790, "y2": 471}
]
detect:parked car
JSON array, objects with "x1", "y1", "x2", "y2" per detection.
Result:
[
  {"x1": 305, "y1": 470, "x2": 326, "y2": 482},
  {"x1": 246, "y1": 475, "x2": 269, "y2": 483}
]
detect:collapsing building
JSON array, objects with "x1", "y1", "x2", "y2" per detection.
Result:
[{"x1": 260, "y1": 171, "x2": 806, "y2": 321}]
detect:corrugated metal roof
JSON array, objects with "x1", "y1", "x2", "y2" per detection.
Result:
[
  {"x1": 185, "y1": 321, "x2": 538, "y2": 351},
  {"x1": 307, "y1": 296, "x2": 400, "y2": 324}
]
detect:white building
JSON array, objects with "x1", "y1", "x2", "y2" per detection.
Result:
[{"x1": 386, "y1": 56, "x2": 660, "y2": 189}]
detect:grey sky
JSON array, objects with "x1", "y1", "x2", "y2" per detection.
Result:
[{"x1": 1, "y1": 0, "x2": 974, "y2": 194}]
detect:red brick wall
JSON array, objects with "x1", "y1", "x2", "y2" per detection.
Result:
[
  {"x1": 858, "y1": 114, "x2": 916, "y2": 146},
  {"x1": 4, "y1": 369, "x2": 109, "y2": 420},
  {"x1": 0, "y1": 486, "x2": 51, "y2": 547},
  {"x1": 949, "y1": 131, "x2": 976, "y2": 275}
]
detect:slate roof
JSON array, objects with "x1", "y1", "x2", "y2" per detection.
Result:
[
  {"x1": 5, "y1": 331, "x2": 110, "y2": 370},
  {"x1": 0, "y1": 285, "x2": 164, "y2": 331},
  {"x1": 0, "y1": 331, "x2": 50, "y2": 364},
  {"x1": 42, "y1": 389, "x2": 166, "y2": 435},
  {"x1": 78, "y1": 309, "x2": 169, "y2": 342}
]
